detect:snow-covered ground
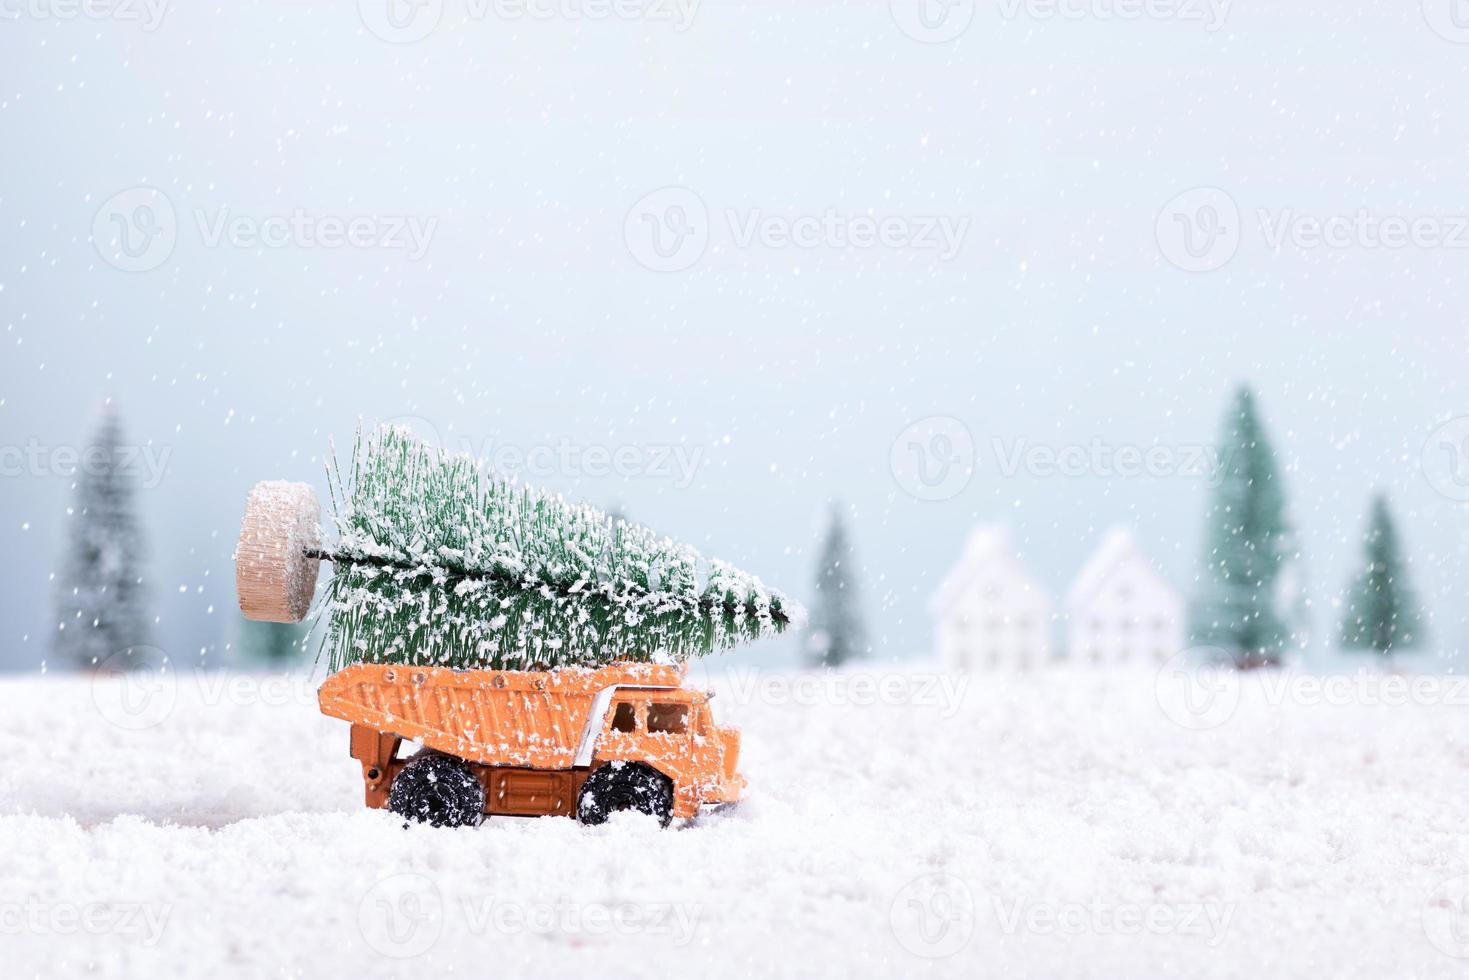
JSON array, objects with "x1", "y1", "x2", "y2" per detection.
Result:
[{"x1": 4, "y1": 663, "x2": 1469, "y2": 979}]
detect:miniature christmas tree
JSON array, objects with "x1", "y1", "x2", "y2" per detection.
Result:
[
  {"x1": 1340, "y1": 494, "x2": 1424, "y2": 657},
  {"x1": 1188, "y1": 386, "x2": 1300, "y2": 668},
  {"x1": 803, "y1": 504, "x2": 867, "y2": 667},
  {"x1": 53, "y1": 406, "x2": 154, "y2": 670},
  {"x1": 312, "y1": 426, "x2": 802, "y2": 672}
]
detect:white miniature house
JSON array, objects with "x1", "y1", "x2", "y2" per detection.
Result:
[
  {"x1": 1065, "y1": 527, "x2": 1184, "y2": 665},
  {"x1": 932, "y1": 526, "x2": 1054, "y2": 671}
]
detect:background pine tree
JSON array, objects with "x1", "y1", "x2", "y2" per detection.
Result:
[
  {"x1": 53, "y1": 406, "x2": 153, "y2": 670},
  {"x1": 239, "y1": 620, "x2": 310, "y2": 666},
  {"x1": 803, "y1": 505, "x2": 867, "y2": 667},
  {"x1": 1189, "y1": 387, "x2": 1299, "y2": 668},
  {"x1": 1340, "y1": 494, "x2": 1424, "y2": 657}
]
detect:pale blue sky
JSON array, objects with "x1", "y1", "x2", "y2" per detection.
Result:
[{"x1": 1, "y1": 2, "x2": 1466, "y2": 671}]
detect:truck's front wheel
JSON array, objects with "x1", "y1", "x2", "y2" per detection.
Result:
[
  {"x1": 388, "y1": 755, "x2": 485, "y2": 828},
  {"x1": 577, "y1": 762, "x2": 673, "y2": 828}
]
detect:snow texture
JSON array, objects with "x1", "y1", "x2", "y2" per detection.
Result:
[{"x1": 4, "y1": 665, "x2": 1468, "y2": 978}]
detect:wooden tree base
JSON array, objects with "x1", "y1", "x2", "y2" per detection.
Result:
[{"x1": 235, "y1": 481, "x2": 321, "y2": 623}]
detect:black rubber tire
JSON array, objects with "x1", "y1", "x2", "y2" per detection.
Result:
[
  {"x1": 387, "y1": 754, "x2": 485, "y2": 828},
  {"x1": 577, "y1": 762, "x2": 674, "y2": 828}
]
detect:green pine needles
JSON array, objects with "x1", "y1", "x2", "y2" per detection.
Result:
[
  {"x1": 1189, "y1": 386, "x2": 1300, "y2": 667},
  {"x1": 1339, "y1": 494, "x2": 1424, "y2": 657},
  {"x1": 320, "y1": 426, "x2": 802, "y2": 672}
]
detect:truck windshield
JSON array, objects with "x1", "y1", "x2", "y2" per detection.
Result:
[
  {"x1": 647, "y1": 703, "x2": 689, "y2": 734},
  {"x1": 610, "y1": 701, "x2": 638, "y2": 732}
]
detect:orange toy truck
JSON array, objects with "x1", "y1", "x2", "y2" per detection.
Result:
[
  {"x1": 319, "y1": 661, "x2": 744, "y2": 827},
  {"x1": 235, "y1": 479, "x2": 746, "y2": 827}
]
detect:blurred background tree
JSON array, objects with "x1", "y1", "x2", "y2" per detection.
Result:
[
  {"x1": 1340, "y1": 494, "x2": 1425, "y2": 658},
  {"x1": 53, "y1": 405, "x2": 153, "y2": 671},
  {"x1": 803, "y1": 504, "x2": 867, "y2": 668},
  {"x1": 238, "y1": 619, "x2": 311, "y2": 667},
  {"x1": 1189, "y1": 387, "x2": 1302, "y2": 669}
]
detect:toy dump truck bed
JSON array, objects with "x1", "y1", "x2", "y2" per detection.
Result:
[
  {"x1": 318, "y1": 662, "x2": 685, "y2": 769},
  {"x1": 318, "y1": 661, "x2": 743, "y2": 823}
]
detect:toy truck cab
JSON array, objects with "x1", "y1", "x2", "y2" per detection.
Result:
[
  {"x1": 589, "y1": 686, "x2": 745, "y2": 817},
  {"x1": 318, "y1": 662, "x2": 743, "y2": 827}
]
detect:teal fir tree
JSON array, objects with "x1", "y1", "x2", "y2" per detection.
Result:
[
  {"x1": 1189, "y1": 387, "x2": 1299, "y2": 669},
  {"x1": 1340, "y1": 494, "x2": 1424, "y2": 657},
  {"x1": 803, "y1": 504, "x2": 867, "y2": 668},
  {"x1": 53, "y1": 405, "x2": 154, "y2": 670},
  {"x1": 240, "y1": 619, "x2": 310, "y2": 666}
]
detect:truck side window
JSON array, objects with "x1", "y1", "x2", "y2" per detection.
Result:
[
  {"x1": 610, "y1": 701, "x2": 638, "y2": 732},
  {"x1": 647, "y1": 703, "x2": 688, "y2": 734}
]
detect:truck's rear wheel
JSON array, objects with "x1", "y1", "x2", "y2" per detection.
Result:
[
  {"x1": 577, "y1": 762, "x2": 674, "y2": 828},
  {"x1": 388, "y1": 755, "x2": 485, "y2": 828}
]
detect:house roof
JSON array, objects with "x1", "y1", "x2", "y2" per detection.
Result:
[
  {"x1": 1065, "y1": 526, "x2": 1179, "y2": 611},
  {"x1": 930, "y1": 524, "x2": 1051, "y2": 617}
]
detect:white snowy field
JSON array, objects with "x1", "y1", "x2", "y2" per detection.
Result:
[{"x1": 4, "y1": 663, "x2": 1469, "y2": 979}]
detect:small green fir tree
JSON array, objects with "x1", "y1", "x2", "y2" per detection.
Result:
[
  {"x1": 803, "y1": 504, "x2": 867, "y2": 667},
  {"x1": 1340, "y1": 495, "x2": 1424, "y2": 657},
  {"x1": 1189, "y1": 387, "x2": 1299, "y2": 668},
  {"x1": 53, "y1": 406, "x2": 154, "y2": 670}
]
